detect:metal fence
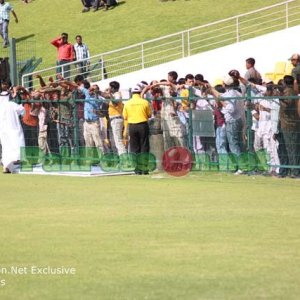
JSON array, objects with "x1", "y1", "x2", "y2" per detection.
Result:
[
  {"x1": 13, "y1": 87, "x2": 300, "y2": 176},
  {"x1": 21, "y1": 0, "x2": 300, "y2": 89}
]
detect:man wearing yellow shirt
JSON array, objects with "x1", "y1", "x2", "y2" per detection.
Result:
[
  {"x1": 107, "y1": 81, "x2": 126, "y2": 155},
  {"x1": 123, "y1": 85, "x2": 152, "y2": 174},
  {"x1": 179, "y1": 73, "x2": 194, "y2": 118}
]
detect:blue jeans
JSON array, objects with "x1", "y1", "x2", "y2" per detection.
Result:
[
  {"x1": 0, "y1": 20, "x2": 9, "y2": 46},
  {"x1": 216, "y1": 125, "x2": 227, "y2": 154},
  {"x1": 56, "y1": 60, "x2": 71, "y2": 80},
  {"x1": 226, "y1": 118, "x2": 243, "y2": 156},
  {"x1": 76, "y1": 61, "x2": 89, "y2": 78}
]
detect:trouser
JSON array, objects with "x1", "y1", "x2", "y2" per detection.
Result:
[
  {"x1": 47, "y1": 122, "x2": 59, "y2": 154},
  {"x1": 57, "y1": 123, "x2": 74, "y2": 156},
  {"x1": 226, "y1": 118, "x2": 243, "y2": 156},
  {"x1": 81, "y1": 0, "x2": 93, "y2": 7},
  {"x1": 107, "y1": 0, "x2": 118, "y2": 5},
  {"x1": 22, "y1": 123, "x2": 38, "y2": 147},
  {"x1": 281, "y1": 129, "x2": 300, "y2": 176},
  {"x1": 83, "y1": 120, "x2": 104, "y2": 151},
  {"x1": 78, "y1": 118, "x2": 85, "y2": 147},
  {"x1": 76, "y1": 61, "x2": 89, "y2": 78},
  {"x1": 215, "y1": 125, "x2": 228, "y2": 154},
  {"x1": 254, "y1": 131, "x2": 271, "y2": 153},
  {"x1": 162, "y1": 118, "x2": 186, "y2": 151},
  {"x1": 110, "y1": 117, "x2": 126, "y2": 155},
  {"x1": 276, "y1": 131, "x2": 289, "y2": 176},
  {"x1": 56, "y1": 60, "x2": 72, "y2": 80},
  {"x1": 0, "y1": 20, "x2": 9, "y2": 46},
  {"x1": 269, "y1": 136, "x2": 280, "y2": 173},
  {"x1": 128, "y1": 122, "x2": 149, "y2": 154},
  {"x1": 89, "y1": 0, "x2": 106, "y2": 8},
  {"x1": 129, "y1": 122, "x2": 150, "y2": 173},
  {"x1": 0, "y1": 140, "x2": 2, "y2": 163},
  {"x1": 99, "y1": 117, "x2": 110, "y2": 152},
  {"x1": 193, "y1": 136, "x2": 204, "y2": 154},
  {"x1": 38, "y1": 130, "x2": 48, "y2": 163}
]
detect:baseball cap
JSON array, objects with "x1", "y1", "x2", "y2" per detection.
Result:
[
  {"x1": 132, "y1": 85, "x2": 142, "y2": 93},
  {"x1": 223, "y1": 75, "x2": 234, "y2": 86}
]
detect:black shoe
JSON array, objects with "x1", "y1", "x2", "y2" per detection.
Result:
[{"x1": 3, "y1": 168, "x2": 11, "y2": 174}]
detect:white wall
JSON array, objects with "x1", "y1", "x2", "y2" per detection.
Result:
[{"x1": 95, "y1": 25, "x2": 300, "y2": 93}]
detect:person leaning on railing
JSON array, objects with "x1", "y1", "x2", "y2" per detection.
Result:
[
  {"x1": 51, "y1": 33, "x2": 74, "y2": 81},
  {"x1": 123, "y1": 84, "x2": 152, "y2": 175},
  {"x1": 103, "y1": 81, "x2": 127, "y2": 155},
  {"x1": 244, "y1": 57, "x2": 262, "y2": 84},
  {"x1": 12, "y1": 86, "x2": 39, "y2": 148},
  {"x1": 73, "y1": 35, "x2": 90, "y2": 78},
  {"x1": 289, "y1": 53, "x2": 300, "y2": 95},
  {"x1": 277, "y1": 75, "x2": 300, "y2": 178},
  {"x1": 0, "y1": 81, "x2": 25, "y2": 173},
  {"x1": 206, "y1": 75, "x2": 244, "y2": 174},
  {"x1": 78, "y1": 80, "x2": 105, "y2": 156}
]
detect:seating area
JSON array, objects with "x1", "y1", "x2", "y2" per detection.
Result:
[
  {"x1": 96, "y1": 25, "x2": 300, "y2": 90},
  {"x1": 264, "y1": 61, "x2": 293, "y2": 83}
]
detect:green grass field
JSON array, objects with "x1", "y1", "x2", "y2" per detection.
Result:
[
  {"x1": 1, "y1": 1, "x2": 300, "y2": 299},
  {"x1": 1, "y1": 172, "x2": 300, "y2": 299},
  {"x1": 0, "y1": 0, "x2": 283, "y2": 69}
]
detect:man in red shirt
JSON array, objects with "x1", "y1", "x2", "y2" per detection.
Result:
[{"x1": 51, "y1": 33, "x2": 74, "y2": 80}]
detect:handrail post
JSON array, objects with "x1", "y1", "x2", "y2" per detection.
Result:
[
  {"x1": 187, "y1": 30, "x2": 191, "y2": 56},
  {"x1": 141, "y1": 44, "x2": 145, "y2": 69},
  {"x1": 188, "y1": 87, "x2": 193, "y2": 152},
  {"x1": 9, "y1": 38, "x2": 17, "y2": 86},
  {"x1": 286, "y1": 2, "x2": 289, "y2": 28},
  {"x1": 101, "y1": 55, "x2": 104, "y2": 80},
  {"x1": 246, "y1": 85, "x2": 253, "y2": 154},
  {"x1": 182, "y1": 32, "x2": 185, "y2": 58},
  {"x1": 236, "y1": 17, "x2": 240, "y2": 42}
]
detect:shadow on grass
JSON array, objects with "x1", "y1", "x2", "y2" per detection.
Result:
[{"x1": 16, "y1": 34, "x2": 35, "y2": 43}]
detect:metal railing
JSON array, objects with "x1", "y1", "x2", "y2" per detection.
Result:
[
  {"x1": 16, "y1": 90, "x2": 300, "y2": 176},
  {"x1": 22, "y1": 0, "x2": 300, "y2": 89}
]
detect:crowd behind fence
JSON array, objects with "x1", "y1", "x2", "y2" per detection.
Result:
[{"x1": 1, "y1": 75, "x2": 299, "y2": 177}]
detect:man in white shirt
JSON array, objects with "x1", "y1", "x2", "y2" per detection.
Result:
[
  {"x1": 244, "y1": 57, "x2": 262, "y2": 84},
  {"x1": 74, "y1": 35, "x2": 90, "y2": 78},
  {"x1": 209, "y1": 76, "x2": 244, "y2": 157},
  {"x1": 0, "y1": 0, "x2": 18, "y2": 48},
  {"x1": 0, "y1": 82, "x2": 25, "y2": 173}
]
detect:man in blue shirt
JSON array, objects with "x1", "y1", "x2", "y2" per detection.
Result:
[
  {"x1": 0, "y1": 0, "x2": 18, "y2": 48},
  {"x1": 78, "y1": 80, "x2": 104, "y2": 154}
]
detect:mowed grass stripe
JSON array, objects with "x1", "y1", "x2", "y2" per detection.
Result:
[{"x1": 0, "y1": 173, "x2": 300, "y2": 299}]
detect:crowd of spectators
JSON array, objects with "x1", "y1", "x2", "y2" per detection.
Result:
[
  {"x1": 81, "y1": 0, "x2": 119, "y2": 12},
  {"x1": 51, "y1": 33, "x2": 90, "y2": 81},
  {"x1": 0, "y1": 55, "x2": 299, "y2": 177}
]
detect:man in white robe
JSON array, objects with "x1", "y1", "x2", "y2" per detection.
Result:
[{"x1": 0, "y1": 88, "x2": 25, "y2": 173}]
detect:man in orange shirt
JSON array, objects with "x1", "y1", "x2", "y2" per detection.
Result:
[
  {"x1": 12, "y1": 86, "x2": 38, "y2": 147},
  {"x1": 51, "y1": 33, "x2": 74, "y2": 80}
]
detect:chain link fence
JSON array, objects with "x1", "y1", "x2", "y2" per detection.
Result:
[{"x1": 5, "y1": 85, "x2": 298, "y2": 176}]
